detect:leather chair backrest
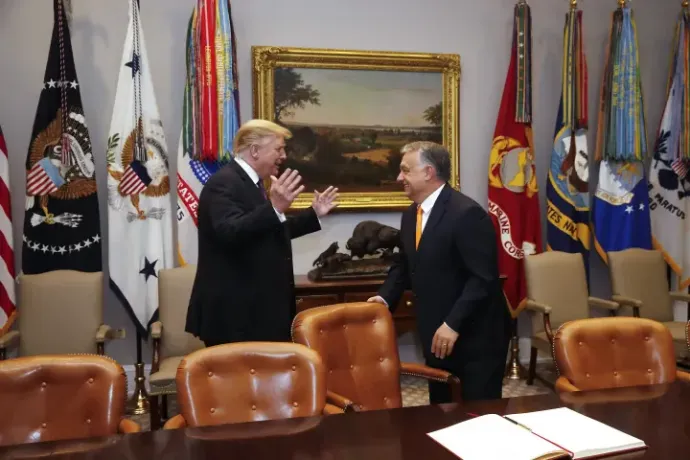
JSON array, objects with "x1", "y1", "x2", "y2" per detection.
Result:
[
  {"x1": 292, "y1": 302, "x2": 403, "y2": 411},
  {"x1": 0, "y1": 355, "x2": 127, "y2": 446},
  {"x1": 553, "y1": 317, "x2": 677, "y2": 391},
  {"x1": 176, "y1": 342, "x2": 326, "y2": 427},
  {"x1": 18, "y1": 271, "x2": 103, "y2": 356},
  {"x1": 524, "y1": 252, "x2": 590, "y2": 334},
  {"x1": 607, "y1": 248, "x2": 673, "y2": 322},
  {"x1": 158, "y1": 265, "x2": 204, "y2": 358}
]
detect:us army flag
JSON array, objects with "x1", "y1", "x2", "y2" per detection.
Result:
[
  {"x1": 107, "y1": 0, "x2": 173, "y2": 333},
  {"x1": 177, "y1": 0, "x2": 240, "y2": 266},
  {"x1": 487, "y1": 1, "x2": 542, "y2": 317},
  {"x1": 546, "y1": 8, "x2": 591, "y2": 271},
  {"x1": 22, "y1": 0, "x2": 101, "y2": 274},
  {"x1": 648, "y1": 9, "x2": 690, "y2": 289}
]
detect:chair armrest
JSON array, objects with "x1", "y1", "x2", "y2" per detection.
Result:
[
  {"x1": 525, "y1": 300, "x2": 552, "y2": 315},
  {"x1": 323, "y1": 403, "x2": 344, "y2": 415},
  {"x1": 588, "y1": 297, "x2": 620, "y2": 311},
  {"x1": 163, "y1": 414, "x2": 187, "y2": 430},
  {"x1": 151, "y1": 321, "x2": 163, "y2": 339},
  {"x1": 676, "y1": 371, "x2": 690, "y2": 383},
  {"x1": 0, "y1": 330, "x2": 20, "y2": 359},
  {"x1": 150, "y1": 321, "x2": 163, "y2": 373},
  {"x1": 670, "y1": 291, "x2": 690, "y2": 303},
  {"x1": 400, "y1": 362, "x2": 461, "y2": 401},
  {"x1": 326, "y1": 390, "x2": 358, "y2": 412},
  {"x1": 554, "y1": 376, "x2": 579, "y2": 393},
  {"x1": 610, "y1": 295, "x2": 642, "y2": 317},
  {"x1": 118, "y1": 418, "x2": 141, "y2": 434}
]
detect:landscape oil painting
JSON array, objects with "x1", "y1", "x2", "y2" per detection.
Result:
[{"x1": 252, "y1": 46, "x2": 460, "y2": 211}]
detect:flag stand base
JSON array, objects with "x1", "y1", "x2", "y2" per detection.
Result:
[
  {"x1": 504, "y1": 317, "x2": 524, "y2": 380},
  {"x1": 126, "y1": 331, "x2": 149, "y2": 416}
]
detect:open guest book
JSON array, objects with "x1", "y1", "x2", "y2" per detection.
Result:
[{"x1": 427, "y1": 407, "x2": 646, "y2": 460}]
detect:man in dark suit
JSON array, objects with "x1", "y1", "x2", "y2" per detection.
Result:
[
  {"x1": 369, "y1": 141, "x2": 510, "y2": 402},
  {"x1": 186, "y1": 119, "x2": 338, "y2": 347}
]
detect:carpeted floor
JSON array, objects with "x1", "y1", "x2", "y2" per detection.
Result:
[{"x1": 131, "y1": 363, "x2": 558, "y2": 431}]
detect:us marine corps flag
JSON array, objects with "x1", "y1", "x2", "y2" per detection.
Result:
[
  {"x1": 107, "y1": 0, "x2": 173, "y2": 333},
  {"x1": 648, "y1": 7, "x2": 690, "y2": 289},
  {"x1": 22, "y1": 0, "x2": 101, "y2": 274},
  {"x1": 546, "y1": 6, "x2": 591, "y2": 270},
  {"x1": 177, "y1": 0, "x2": 240, "y2": 266},
  {"x1": 487, "y1": 1, "x2": 542, "y2": 317},
  {"x1": 592, "y1": 4, "x2": 652, "y2": 262}
]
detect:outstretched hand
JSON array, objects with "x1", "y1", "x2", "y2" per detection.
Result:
[
  {"x1": 312, "y1": 186, "x2": 339, "y2": 217},
  {"x1": 270, "y1": 168, "x2": 304, "y2": 213}
]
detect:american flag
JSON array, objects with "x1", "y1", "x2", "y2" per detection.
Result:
[
  {"x1": 119, "y1": 160, "x2": 152, "y2": 196},
  {"x1": 0, "y1": 126, "x2": 15, "y2": 334},
  {"x1": 672, "y1": 158, "x2": 689, "y2": 180},
  {"x1": 26, "y1": 157, "x2": 65, "y2": 196}
]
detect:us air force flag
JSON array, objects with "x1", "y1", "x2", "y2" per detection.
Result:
[
  {"x1": 23, "y1": 0, "x2": 101, "y2": 274},
  {"x1": 107, "y1": 0, "x2": 173, "y2": 333},
  {"x1": 593, "y1": 161, "x2": 652, "y2": 257},
  {"x1": 648, "y1": 10, "x2": 690, "y2": 289}
]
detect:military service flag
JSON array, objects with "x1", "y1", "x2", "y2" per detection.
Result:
[
  {"x1": 648, "y1": 8, "x2": 690, "y2": 289},
  {"x1": 592, "y1": 5, "x2": 652, "y2": 262},
  {"x1": 487, "y1": 2, "x2": 542, "y2": 317},
  {"x1": 177, "y1": 0, "x2": 240, "y2": 266},
  {"x1": 107, "y1": 0, "x2": 173, "y2": 333},
  {"x1": 546, "y1": 7, "x2": 591, "y2": 268},
  {"x1": 22, "y1": 0, "x2": 101, "y2": 274}
]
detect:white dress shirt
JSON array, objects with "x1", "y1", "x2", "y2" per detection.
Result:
[
  {"x1": 234, "y1": 157, "x2": 286, "y2": 222},
  {"x1": 417, "y1": 183, "x2": 446, "y2": 237}
]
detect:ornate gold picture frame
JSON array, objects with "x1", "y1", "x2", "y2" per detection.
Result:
[{"x1": 252, "y1": 46, "x2": 460, "y2": 211}]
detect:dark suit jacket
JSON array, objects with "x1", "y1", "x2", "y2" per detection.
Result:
[
  {"x1": 185, "y1": 159, "x2": 321, "y2": 343},
  {"x1": 379, "y1": 185, "x2": 510, "y2": 368}
]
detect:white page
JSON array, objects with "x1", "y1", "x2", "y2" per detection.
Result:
[
  {"x1": 507, "y1": 408, "x2": 645, "y2": 459},
  {"x1": 428, "y1": 414, "x2": 567, "y2": 460}
]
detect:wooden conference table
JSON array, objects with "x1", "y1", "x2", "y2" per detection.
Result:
[{"x1": 1, "y1": 382, "x2": 688, "y2": 459}]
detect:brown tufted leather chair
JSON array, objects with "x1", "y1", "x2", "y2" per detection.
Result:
[
  {"x1": 606, "y1": 248, "x2": 690, "y2": 361},
  {"x1": 0, "y1": 355, "x2": 140, "y2": 447},
  {"x1": 524, "y1": 252, "x2": 620, "y2": 386},
  {"x1": 149, "y1": 265, "x2": 205, "y2": 430},
  {"x1": 291, "y1": 302, "x2": 461, "y2": 412},
  {"x1": 552, "y1": 317, "x2": 690, "y2": 393},
  {"x1": 0, "y1": 271, "x2": 121, "y2": 360},
  {"x1": 163, "y1": 342, "x2": 330, "y2": 429}
]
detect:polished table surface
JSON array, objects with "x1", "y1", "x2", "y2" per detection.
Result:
[{"x1": 2, "y1": 382, "x2": 688, "y2": 459}]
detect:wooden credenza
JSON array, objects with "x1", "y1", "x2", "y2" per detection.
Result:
[{"x1": 294, "y1": 275, "x2": 416, "y2": 336}]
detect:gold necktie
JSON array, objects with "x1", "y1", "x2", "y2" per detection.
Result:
[{"x1": 415, "y1": 206, "x2": 423, "y2": 249}]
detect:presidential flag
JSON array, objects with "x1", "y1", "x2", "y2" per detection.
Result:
[
  {"x1": 0, "y1": 126, "x2": 15, "y2": 335},
  {"x1": 487, "y1": 1, "x2": 542, "y2": 317},
  {"x1": 177, "y1": 0, "x2": 240, "y2": 266},
  {"x1": 546, "y1": 7, "x2": 591, "y2": 270},
  {"x1": 106, "y1": 0, "x2": 173, "y2": 334},
  {"x1": 22, "y1": 0, "x2": 101, "y2": 275},
  {"x1": 648, "y1": 8, "x2": 690, "y2": 289},
  {"x1": 592, "y1": 5, "x2": 652, "y2": 262}
]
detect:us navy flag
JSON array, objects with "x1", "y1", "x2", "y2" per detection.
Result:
[{"x1": 22, "y1": 0, "x2": 101, "y2": 274}]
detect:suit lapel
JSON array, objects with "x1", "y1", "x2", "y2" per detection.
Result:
[
  {"x1": 415, "y1": 185, "x2": 451, "y2": 257},
  {"x1": 229, "y1": 159, "x2": 265, "y2": 205}
]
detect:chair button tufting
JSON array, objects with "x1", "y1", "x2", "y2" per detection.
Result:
[
  {"x1": 41, "y1": 423, "x2": 47, "y2": 428},
  {"x1": 379, "y1": 357, "x2": 384, "y2": 362},
  {"x1": 293, "y1": 402, "x2": 299, "y2": 407},
  {"x1": 586, "y1": 373, "x2": 590, "y2": 378},
  {"x1": 210, "y1": 408, "x2": 215, "y2": 413},
  {"x1": 251, "y1": 405, "x2": 257, "y2": 410},
  {"x1": 372, "y1": 319, "x2": 376, "y2": 323},
  {"x1": 645, "y1": 336, "x2": 650, "y2": 341},
  {"x1": 647, "y1": 369, "x2": 652, "y2": 374},
  {"x1": 86, "y1": 419, "x2": 91, "y2": 424},
  {"x1": 613, "y1": 371, "x2": 618, "y2": 376},
  {"x1": 579, "y1": 342, "x2": 583, "y2": 346},
  {"x1": 292, "y1": 365, "x2": 296, "y2": 371},
  {"x1": 250, "y1": 369, "x2": 256, "y2": 374},
  {"x1": 88, "y1": 378, "x2": 94, "y2": 384},
  {"x1": 208, "y1": 371, "x2": 213, "y2": 377},
  {"x1": 41, "y1": 382, "x2": 46, "y2": 388},
  {"x1": 350, "y1": 365, "x2": 354, "y2": 370},
  {"x1": 611, "y1": 339, "x2": 615, "y2": 344}
]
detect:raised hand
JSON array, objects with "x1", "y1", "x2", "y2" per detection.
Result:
[
  {"x1": 270, "y1": 168, "x2": 304, "y2": 213},
  {"x1": 311, "y1": 186, "x2": 339, "y2": 217}
]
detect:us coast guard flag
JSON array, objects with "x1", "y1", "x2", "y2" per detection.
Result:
[
  {"x1": 177, "y1": 0, "x2": 240, "y2": 266},
  {"x1": 546, "y1": 8, "x2": 591, "y2": 267},
  {"x1": 23, "y1": 0, "x2": 101, "y2": 274},
  {"x1": 648, "y1": 9, "x2": 690, "y2": 289},
  {"x1": 592, "y1": 5, "x2": 652, "y2": 261},
  {"x1": 106, "y1": 0, "x2": 173, "y2": 333},
  {"x1": 487, "y1": 2, "x2": 542, "y2": 317}
]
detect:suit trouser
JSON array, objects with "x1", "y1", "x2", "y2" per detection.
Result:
[{"x1": 427, "y1": 348, "x2": 508, "y2": 403}]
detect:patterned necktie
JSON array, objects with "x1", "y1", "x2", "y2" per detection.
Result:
[
  {"x1": 257, "y1": 180, "x2": 267, "y2": 200},
  {"x1": 415, "y1": 205, "x2": 423, "y2": 249}
]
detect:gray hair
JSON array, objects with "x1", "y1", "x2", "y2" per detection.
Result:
[{"x1": 400, "y1": 141, "x2": 451, "y2": 182}]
